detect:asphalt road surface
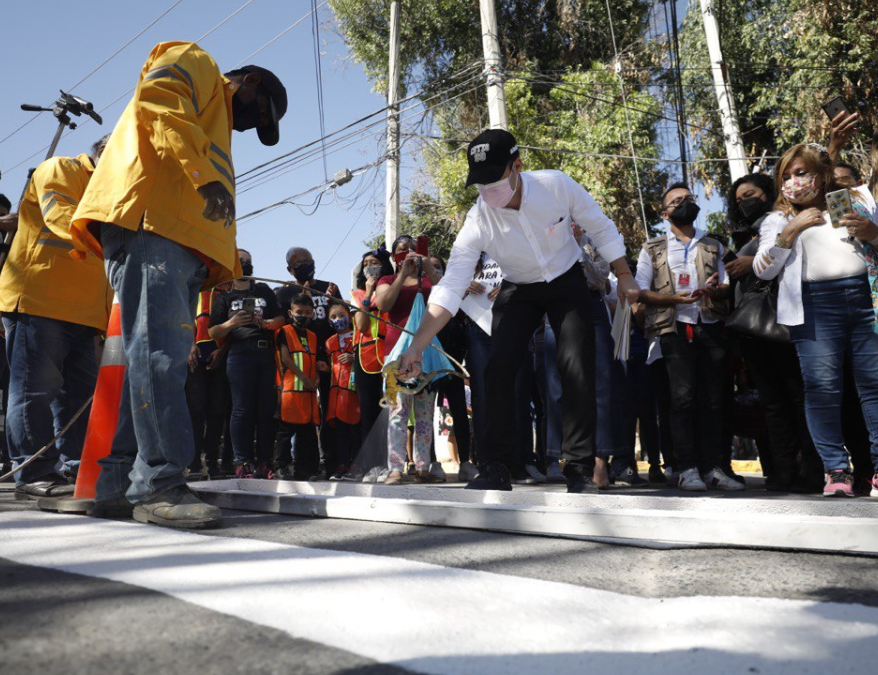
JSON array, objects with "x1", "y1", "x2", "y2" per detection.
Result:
[{"x1": 2, "y1": 485, "x2": 878, "y2": 675}]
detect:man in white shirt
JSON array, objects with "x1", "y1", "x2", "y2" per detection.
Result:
[
  {"x1": 633, "y1": 182, "x2": 742, "y2": 492},
  {"x1": 396, "y1": 129, "x2": 638, "y2": 493}
]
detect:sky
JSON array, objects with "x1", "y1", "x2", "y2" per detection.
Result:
[{"x1": 0, "y1": 0, "x2": 724, "y2": 296}]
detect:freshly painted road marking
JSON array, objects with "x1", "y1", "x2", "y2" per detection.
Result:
[{"x1": 2, "y1": 511, "x2": 877, "y2": 675}]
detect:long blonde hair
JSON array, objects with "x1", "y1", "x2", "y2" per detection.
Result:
[{"x1": 773, "y1": 144, "x2": 839, "y2": 217}]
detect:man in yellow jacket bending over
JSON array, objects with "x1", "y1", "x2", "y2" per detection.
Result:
[
  {"x1": 0, "y1": 137, "x2": 112, "y2": 500},
  {"x1": 70, "y1": 42, "x2": 286, "y2": 528}
]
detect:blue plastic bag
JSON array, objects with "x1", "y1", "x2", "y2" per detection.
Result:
[{"x1": 385, "y1": 292, "x2": 453, "y2": 386}]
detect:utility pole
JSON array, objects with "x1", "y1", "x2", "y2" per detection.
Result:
[
  {"x1": 479, "y1": 0, "x2": 508, "y2": 129},
  {"x1": 384, "y1": 0, "x2": 401, "y2": 249},
  {"x1": 699, "y1": 0, "x2": 748, "y2": 182}
]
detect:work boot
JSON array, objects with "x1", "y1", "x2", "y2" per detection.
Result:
[
  {"x1": 88, "y1": 497, "x2": 134, "y2": 519},
  {"x1": 465, "y1": 462, "x2": 512, "y2": 491},
  {"x1": 132, "y1": 484, "x2": 222, "y2": 529},
  {"x1": 14, "y1": 475, "x2": 74, "y2": 501}
]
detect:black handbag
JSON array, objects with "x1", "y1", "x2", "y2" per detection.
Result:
[{"x1": 726, "y1": 279, "x2": 790, "y2": 343}]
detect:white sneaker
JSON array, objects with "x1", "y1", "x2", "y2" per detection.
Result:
[
  {"x1": 703, "y1": 467, "x2": 746, "y2": 491},
  {"x1": 678, "y1": 468, "x2": 707, "y2": 492},
  {"x1": 376, "y1": 468, "x2": 390, "y2": 483},
  {"x1": 457, "y1": 461, "x2": 479, "y2": 482},
  {"x1": 361, "y1": 466, "x2": 384, "y2": 484},
  {"x1": 545, "y1": 462, "x2": 565, "y2": 483},
  {"x1": 428, "y1": 461, "x2": 447, "y2": 483},
  {"x1": 525, "y1": 464, "x2": 547, "y2": 484}
]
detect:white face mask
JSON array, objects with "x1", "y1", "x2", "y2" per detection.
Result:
[{"x1": 477, "y1": 170, "x2": 519, "y2": 208}]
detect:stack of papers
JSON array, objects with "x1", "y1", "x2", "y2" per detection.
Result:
[{"x1": 610, "y1": 299, "x2": 631, "y2": 361}]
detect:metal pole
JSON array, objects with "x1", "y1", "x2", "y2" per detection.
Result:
[
  {"x1": 384, "y1": 0, "x2": 401, "y2": 250},
  {"x1": 479, "y1": 0, "x2": 508, "y2": 130},
  {"x1": 699, "y1": 0, "x2": 748, "y2": 182}
]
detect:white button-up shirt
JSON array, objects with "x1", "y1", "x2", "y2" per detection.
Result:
[
  {"x1": 430, "y1": 170, "x2": 626, "y2": 315},
  {"x1": 635, "y1": 227, "x2": 726, "y2": 325}
]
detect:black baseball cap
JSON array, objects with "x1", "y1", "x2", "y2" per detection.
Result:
[
  {"x1": 464, "y1": 128, "x2": 520, "y2": 187},
  {"x1": 240, "y1": 64, "x2": 288, "y2": 146}
]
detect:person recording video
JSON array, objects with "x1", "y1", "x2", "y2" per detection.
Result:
[{"x1": 209, "y1": 249, "x2": 285, "y2": 479}]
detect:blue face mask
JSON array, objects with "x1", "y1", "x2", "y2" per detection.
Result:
[{"x1": 329, "y1": 316, "x2": 351, "y2": 332}]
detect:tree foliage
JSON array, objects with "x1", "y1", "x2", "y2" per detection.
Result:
[
  {"x1": 678, "y1": 0, "x2": 878, "y2": 196},
  {"x1": 329, "y1": 0, "x2": 664, "y2": 254}
]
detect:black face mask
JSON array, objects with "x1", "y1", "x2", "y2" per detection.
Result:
[
  {"x1": 240, "y1": 260, "x2": 254, "y2": 277},
  {"x1": 292, "y1": 315, "x2": 311, "y2": 328},
  {"x1": 738, "y1": 197, "x2": 771, "y2": 225},
  {"x1": 292, "y1": 262, "x2": 316, "y2": 282},
  {"x1": 232, "y1": 92, "x2": 262, "y2": 132},
  {"x1": 669, "y1": 200, "x2": 700, "y2": 226}
]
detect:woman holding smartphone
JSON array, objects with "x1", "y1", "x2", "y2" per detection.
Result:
[
  {"x1": 375, "y1": 235, "x2": 442, "y2": 485},
  {"x1": 754, "y1": 143, "x2": 878, "y2": 499}
]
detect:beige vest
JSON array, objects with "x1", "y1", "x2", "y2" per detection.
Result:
[{"x1": 643, "y1": 234, "x2": 729, "y2": 339}]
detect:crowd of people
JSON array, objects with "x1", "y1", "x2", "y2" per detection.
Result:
[{"x1": 1, "y1": 39, "x2": 877, "y2": 533}]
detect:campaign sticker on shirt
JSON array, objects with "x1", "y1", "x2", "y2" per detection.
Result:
[{"x1": 677, "y1": 273, "x2": 691, "y2": 287}]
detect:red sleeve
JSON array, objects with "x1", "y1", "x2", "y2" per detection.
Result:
[{"x1": 377, "y1": 274, "x2": 395, "y2": 287}]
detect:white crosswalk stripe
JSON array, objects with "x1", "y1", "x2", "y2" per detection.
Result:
[{"x1": 2, "y1": 511, "x2": 877, "y2": 675}]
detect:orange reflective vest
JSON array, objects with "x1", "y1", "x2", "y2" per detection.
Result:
[
  {"x1": 280, "y1": 324, "x2": 320, "y2": 426},
  {"x1": 326, "y1": 332, "x2": 360, "y2": 426},
  {"x1": 351, "y1": 288, "x2": 386, "y2": 374},
  {"x1": 194, "y1": 287, "x2": 227, "y2": 345}
]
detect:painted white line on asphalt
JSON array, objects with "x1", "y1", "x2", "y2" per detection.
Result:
[{"x1": 1, "y1": 511, "x2": 877, "y2": 675}]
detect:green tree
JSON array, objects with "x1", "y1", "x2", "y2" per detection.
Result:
[
  {"x1": 678, "y1": 0, "x2": 878, "y2": 197},
  {"x1": 329, "y1": 0, "x2": 666, "y2": 254}
]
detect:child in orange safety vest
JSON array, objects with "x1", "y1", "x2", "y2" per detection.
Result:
[
  {"x1": 325, "y1": 300, "x2": 361, "y2": 480},
  {"x1": 275, "y1": 296, "x2": 321, "y2": 479}
]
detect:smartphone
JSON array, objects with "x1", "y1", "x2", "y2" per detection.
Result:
[
  {"x1": 242, "y1": 297, "x2": 257, "y2": 314},
  {"x1": 416, "y1": 235, "x2": 429, "y2": 257},
  {"x1": 826, "y1": 188, "x2": 853, "y2": 228},
  {"x1": 822, "y1": 96, "x2": 851, "y2": 121}
]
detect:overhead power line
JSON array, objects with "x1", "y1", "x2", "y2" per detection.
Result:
[{"x1": 233, "y1": 1, "x2": 327, "y2": 67}]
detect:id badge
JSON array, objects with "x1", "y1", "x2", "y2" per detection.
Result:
[{"x1": 677, "y1": 273, "x2": 691, "y2": 287}]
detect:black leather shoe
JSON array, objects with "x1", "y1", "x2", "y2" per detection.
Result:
[
  {"x1": 88, "y1": 497, "x2": 134, "y2": 519},
  {"x1": 465, "y1": 462, "x2": 512, "y2": 491},
  {"x1": 15, "y1": 475, "x2": 74, "y2": 501},
  {"x1": 567, "y1": 472, "x2": 599, "y2": 494}
]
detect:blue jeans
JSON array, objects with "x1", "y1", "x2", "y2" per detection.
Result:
[
  {"x1": 790, "y1": 274, "x2": 878, "y2": 473},
  {"x1": 95, "y1": 224, "x2": 207, "y2": 503},
  {"x1": 2, "y1": 313, "x2": 97, "y2": 485},
  {"x1": 464, "y1": 320, "x2": 491, "y2": 459},
  {"x1": 226, "y1": 342, "x2": 278, "y2": 466},
  {"x1": 544, "y1": 292, "x2": 626, "y2": 459}
]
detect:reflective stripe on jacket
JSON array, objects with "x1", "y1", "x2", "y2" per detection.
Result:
[
  {"x1": 0, "y1": 154, "x2": 112, "y2": 331},
  {"x1": 326, "y1": 333, "x2": 360, "y2": 426},
  {"x1": 70, "y1": 41, "x2": 242, "y2": 289},
  {"x1": 280, "y1": 325, "x2": 320, "y2": 425},
  {"x1": 351, "y1": 288, "x2": 386, "y2": 374}
]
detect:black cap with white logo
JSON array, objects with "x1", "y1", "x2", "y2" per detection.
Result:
[{"x1": 464, "y1": 128, "x2": 520, "y2": 187}]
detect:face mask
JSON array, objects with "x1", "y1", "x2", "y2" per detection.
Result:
[
  {"x1": 782, "y1": 173, "x2": 821, "y2": 205},
  {"x1": 364, "y1": 265, "x2": 383, "y2": 279},
  {"x1": 669, "y1": 200, "x2": 700, "y2": 226},
  {"x1": 330, "y1": 316, "x2": 351, "y2": 332},
  {"x1": 292, "y1": 315, "x2": 311, "y2": 328},
  {"x1": 231, "y1": 92, "x2": 262, "y2": 132},
  {"x1": 240, "y1": 260, "x2": 254, "y2": 277},
  {"x1": 739, "y1": 197, "x2": 771, "y2": 225},
  {"x1": 292, "y1": 262, "x2": 315, "y2": 282},
  {"x1": 477, "y1": 170, "x2": 518, "y2": 209}
]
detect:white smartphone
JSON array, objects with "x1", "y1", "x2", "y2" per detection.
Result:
[{"x1": 826, "y1": 188, "x2": 853, "y2": 228}]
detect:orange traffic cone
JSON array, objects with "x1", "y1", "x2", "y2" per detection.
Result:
[{"x1": 39, "y1": 299, "x2": 126, "y2": 513}]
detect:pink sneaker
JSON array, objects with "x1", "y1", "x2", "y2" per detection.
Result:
[
  {"x1": 235, "y1": 463, "x2": 255, "y2": 479},
  {"x1": 870, "y1": 473, "x2": 878, "y2": 499},
  {"x1": 823, "y1": 469, "x2": 855, "y2": 497}
]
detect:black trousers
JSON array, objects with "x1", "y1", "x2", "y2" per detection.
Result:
[
  {"x1": 331, "y1": 421, "x2": 361, "y2": 470},
  {"x1": 484, "y1": 265, "x2": 596, "y2": 474},
  {"x1": 649, "y1": 359, "x2": 676, "y2": 470},
  {"x1": 659, "y1": 321, "x2": 726, "y2": 473},
  {"x1": 317, "y1": 370, "x2": 334, "y2": 473},
  {"x1": 741, "y1": 337, "x2": 820, "y2": 481},
  {"x1": 274, "y1": 421, "x2": 319, "y2": 477},
  {"x1": 185, "y1": 360, "x2": 230, "y2": 470}
]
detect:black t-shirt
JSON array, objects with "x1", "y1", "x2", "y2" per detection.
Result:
[
  {"x1": 275, "y1": 279, "x2": 342, "y2": 355},
  {"x1": 209, "y1": 282, "x2": 282, "y2": 345}
]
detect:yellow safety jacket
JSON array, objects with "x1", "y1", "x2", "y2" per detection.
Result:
[
  {"x1": 70, "y1": 41, "x2": 242, "y2": 289},
  {"x1": 0, "y1": 154, "x2": 111, "y2": 331}
]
